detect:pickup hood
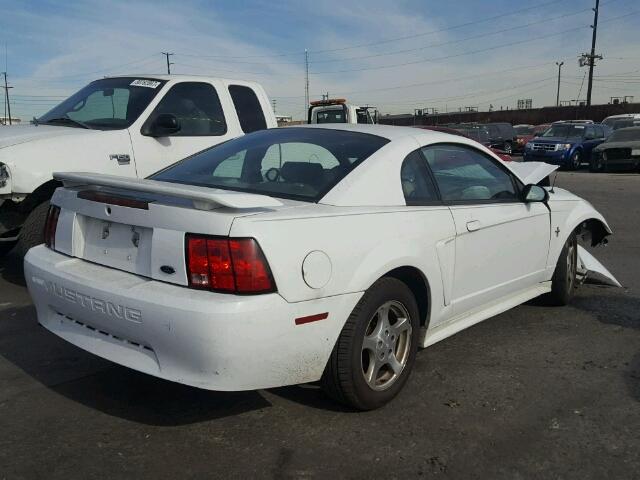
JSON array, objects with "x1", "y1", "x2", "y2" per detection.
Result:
[
  {"x1": 594, "y1": 140, "x2": 640, "y2": 151},
  {"x1": 0, "y1": 124, "x2": 94, "y2": 150}
]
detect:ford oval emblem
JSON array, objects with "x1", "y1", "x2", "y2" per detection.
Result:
[{"x1": 160, "y1": 265, "x2": 175, "y2": 275}]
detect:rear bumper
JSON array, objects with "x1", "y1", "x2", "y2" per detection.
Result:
[{"x1": 25, "y1": 246, "x2": 362, "y2": 391}]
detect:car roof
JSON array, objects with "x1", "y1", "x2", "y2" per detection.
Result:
[{"x1": 292, "y1": 123, "x2": 441, "y2": 141}]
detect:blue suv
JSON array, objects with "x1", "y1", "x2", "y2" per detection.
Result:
[{"x1": 523, "y1": 122, "x2": 608, "y2": 169}]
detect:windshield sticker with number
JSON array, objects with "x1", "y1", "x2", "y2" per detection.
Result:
[{"x1": 130, "y1": 79, "x2": 161, "y2": 89}]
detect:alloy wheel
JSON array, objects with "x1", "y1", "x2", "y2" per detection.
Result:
[{"x1": 361, "y1": 300, "x2": 412, "y2": 391}]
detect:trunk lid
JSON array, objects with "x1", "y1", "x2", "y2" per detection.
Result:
[{"x1": 51, "y1": 173, "x2": 300, "y2": 286}]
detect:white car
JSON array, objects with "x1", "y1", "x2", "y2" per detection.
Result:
[{"x1": 24, "y1": 124, "x2": 620, "y2": 410}]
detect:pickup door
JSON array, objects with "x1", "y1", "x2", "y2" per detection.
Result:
[{"x1": 129, "y1": 81, "x2": 270, "y2": 178}]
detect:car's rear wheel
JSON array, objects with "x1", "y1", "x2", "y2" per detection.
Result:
[
  {"x1": 543, "y1": 233, "x2": 577, "y2": 306},
  {"x1": 321, "y1": 277, "x2": 420, "y2": 410},
  {"x1": 13, "y1": 201, "x2": 49, "y2": 259}
]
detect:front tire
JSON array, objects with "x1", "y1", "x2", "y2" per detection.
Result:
[
  {"x1": 543, "y1": 233, "x2": 577, "y2": 306},
  {"x1": 321, "y1": 277, "x2": 420, "y2": 410},
  {"x1": 503, "y1": 142, "x2": 513, "y2": 155},
  {"x1": 569, "y1": 150, "x2": 582, "y2": 170},
  {"x1": 13, "y1": 201, "x2": 49, "y2": 259}
]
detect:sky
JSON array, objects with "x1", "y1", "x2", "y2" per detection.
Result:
[{"x1": 1, "y1": 0, "x2": 639, "y2": 121}]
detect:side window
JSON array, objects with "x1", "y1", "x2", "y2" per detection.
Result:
[
  {"x1": 401, "y1": 151, "x2": 439, "y2": 204},
  {"x1": 584, "y1": 126, "x2": 596, "y2": 140},
  {"x1": 229, "y1": 85, "x2": 267, "y2": 133},
  {"x1": 422, "y1": 144, "x2": 517, "y2": 203},
  {"x1": 594, "y1": 125, "x2": 604, "y2": 138},
  {"x1": 149, "y1": 82, "x2": 226, "y2": 136}
]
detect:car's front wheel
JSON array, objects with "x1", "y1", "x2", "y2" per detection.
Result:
[
  {"x1": 503, "y1": 142, "x2": 513, "y2": 155},
  {"x1": 321, "y1": 277, "x2": 420, "y2": 410},
  {"x1": 569, "y1": 150, "x2": 582, "y2": 170},
  {"x1": 543, "y1": 233, "x2": 577, "y2": 306}
]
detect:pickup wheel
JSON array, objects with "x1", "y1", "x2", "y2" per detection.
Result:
[
  {"x1": 321, "y1": 277, "x2": 420, "y2": 410},
  {"x1": 543, "y1": 233, "x2": 577, "y2": 306},
  {"x1": 13, "y1": 201, "x2": 49, "y2": 259}
]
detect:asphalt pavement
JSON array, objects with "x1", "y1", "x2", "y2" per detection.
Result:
[{"x1": 0, "y1": 170, "x2": 638, "y2": 479}]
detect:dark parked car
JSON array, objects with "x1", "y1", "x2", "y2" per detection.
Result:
[
  {"x1": 523, "y1": 122, "x2": 607, "y2": 170},
  {"x1": 483, "y1": 123, "x2": 517, "y2": 154},
  {"x1": 414, "y1": 126, "x2": 512, "y2": 161},
  {"x1": 591, "y1": 126, "x2": 640, "y2": 172}
]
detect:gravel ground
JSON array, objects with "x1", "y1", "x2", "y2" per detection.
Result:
[{"x1": 0, "y1": 170, "x2": 638, "y2": 479}]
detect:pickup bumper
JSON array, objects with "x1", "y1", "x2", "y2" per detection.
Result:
[{"x1": 25, "y1": 246, "x2": 362, "y2": 391}]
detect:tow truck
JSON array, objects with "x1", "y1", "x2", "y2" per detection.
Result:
[{"x1": 308, "y1": 98, "x2": 378, "y2": 125}]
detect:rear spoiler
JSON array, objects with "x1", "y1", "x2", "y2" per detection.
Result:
[{"x1": 53, "y1": 172, "x2": 284, "y2": 210}]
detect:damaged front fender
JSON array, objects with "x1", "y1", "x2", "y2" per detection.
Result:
[{"x1": 576, "y1": 245, "x2": 621, "y2": 287}]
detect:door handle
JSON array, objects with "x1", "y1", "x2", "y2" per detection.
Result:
[
  {"x1": 466, "y1": 220, "x2": 481, "y2": 232},
  {"x1": 109, "y1": 154, "x2": 131, "y2": 165}
]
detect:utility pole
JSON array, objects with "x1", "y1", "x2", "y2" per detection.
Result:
[
  {"x1": 304, "y1": 49, "x2": 309, "y2": 116},
  {"x1": 586, "y1": 0, "x2": 600, "y2": 106},
  {"x1": 1, "y1": 72, "x2": 12, "y2": 125},
  {"x1": 162, "y1": 52, "x2": 174, "y2": 74},
  {"x1": 555, "y1": 61, "x2": 564, "y2": 107}
]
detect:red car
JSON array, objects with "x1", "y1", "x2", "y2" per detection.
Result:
[
  {"x1": 414, "y1": 126, "x2": 513, "y2": 161},
  {"x1": 515, "y1": 124, "x2": 550, "y2": 152}
]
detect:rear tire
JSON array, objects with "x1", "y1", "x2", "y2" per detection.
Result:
[
  {"x1": 13, "y1": 201, "x2": 49, "y2": 259},
  {"x1": 321, "y1": 277, "x2": 420, "y2": 410},
  {"x1": 543, "y1": 233, "x2": 577, "y2": 306}
]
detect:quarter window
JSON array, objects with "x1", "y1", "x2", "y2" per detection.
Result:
[
  {"x1": 229, "y1": 85, "x2": 267, "y2": 133},
  {"x1": 400, "y1": 151, "x2": 439, "y2": 204},
  {"x1": 422, "y1": 144, "x2": 518, "y2": 202},
  {"x1": 148, "y1": 82, "x2": 226, "y2": 136}
]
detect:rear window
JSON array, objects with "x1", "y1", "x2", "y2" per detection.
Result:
[
  {"x1": 229, "y1": 85, "x2": 267, "y2": 133},
  {"x1": 152, "y1": 128, "x2": 389, "y2": 202}
]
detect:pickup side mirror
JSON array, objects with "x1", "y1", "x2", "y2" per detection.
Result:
[
  {"x1": 522, "y1": 184, "x2": 549, "y2": 203},
  {"x1": 142, "y1": 113, "x2": 181, "y2": 137}
]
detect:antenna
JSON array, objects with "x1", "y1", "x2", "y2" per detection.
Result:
[{"x1": 550, "y1": 170, "x2": 559, "y2": 193}]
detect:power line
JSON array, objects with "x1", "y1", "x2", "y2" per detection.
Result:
[
  {"x1": 309, "y1": 9, "x2": 639, "y2": 75},
  {"x1": 162, "y1": 52, "x2": 174, "y2": 74}
]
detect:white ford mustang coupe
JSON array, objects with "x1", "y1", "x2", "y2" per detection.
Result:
[{"x1": 24, "y1": 124, "x2": 620, "y2": 410}]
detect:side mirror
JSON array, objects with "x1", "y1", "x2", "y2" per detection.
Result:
[
  {"x1": 522, "y1": 184, "x2": 549, "y2": 203},
  {"x1": 142, "y1": 113, "x2": 181, "y2": 137}
]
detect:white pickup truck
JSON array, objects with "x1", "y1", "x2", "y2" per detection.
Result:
[
  {"x1": 0, "y1": 74, "x2": 276, "y2": 255},
  {"x1": 308, "y1": 98, "x2": 378, "y2": 125}
]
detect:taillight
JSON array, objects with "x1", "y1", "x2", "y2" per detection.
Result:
[
  {"x1": 185, "y1": 235, "x2": 276, "y2": 294},
  {"x1": 44, "y1": 205, "x2": 61, "y2": 250}
]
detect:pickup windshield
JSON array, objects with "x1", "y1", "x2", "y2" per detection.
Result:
[
  {"x1": 38, "y1": 77, "x2": 166, "y2": 130},
  {"x1": 152, "y1": 128, "x2": 389, "y2": 202},
  {"x1": 540, "y1": 124, "x2": 585, "y2": 138}
]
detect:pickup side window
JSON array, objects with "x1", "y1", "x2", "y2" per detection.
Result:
[
  {"x1": 148, "y1": 82, "x2": 226, "y2": 136},
  {"x1": 229, "y1": 85, "x2": 267, "y2": 133}
]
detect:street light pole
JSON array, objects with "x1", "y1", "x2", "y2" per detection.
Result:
[{"x1": 555, "y1": 61, "x2": 564, "y2": 107}]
